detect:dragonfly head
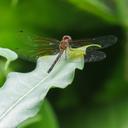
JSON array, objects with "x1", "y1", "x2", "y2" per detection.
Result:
[{"x1": 62, "y1": 35, "x2": 72, "y2": 42}]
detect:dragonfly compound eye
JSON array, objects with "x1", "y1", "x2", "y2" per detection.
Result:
[{"x1": 63, "y1": 35, "x2": 72, "y2": 41}]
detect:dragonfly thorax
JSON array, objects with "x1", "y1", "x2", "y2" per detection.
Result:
[{"x1": 59, "y1": 35, "x2": 72, "y2": 51}]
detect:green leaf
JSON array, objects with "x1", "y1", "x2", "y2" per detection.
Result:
[
  {"x1": 125, "y1": 30, "x2": 128, "y2": 81},
  {"x1": 115, "y1": 0, "x2": 128, "y2": 27},
  {"x1": 68, "y1": 0, "x2": 117, "y2": 23}
]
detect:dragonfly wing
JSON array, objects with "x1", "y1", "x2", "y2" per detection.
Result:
[
  {"x1": 70, "y1": 35, "x2": 117, "y2": 50},
  {"x1": 15, "y1": 31, "x2": 60, "y2": 62},
  {"x1": 84, "y1": 51, "x2": 106, "y2": 63}
]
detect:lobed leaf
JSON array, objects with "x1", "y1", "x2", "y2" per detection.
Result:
[{"x1": 0, "y1": 46, "x2": 92, "y2": 127}]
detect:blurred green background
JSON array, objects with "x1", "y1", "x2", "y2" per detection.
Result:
[{"x1": 0, "y1": 0, "x2": 128, "y2": 128}]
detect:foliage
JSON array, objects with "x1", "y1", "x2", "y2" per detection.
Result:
[{"x1": 0, "y1": 0, "x2": 127, "y2": 128}]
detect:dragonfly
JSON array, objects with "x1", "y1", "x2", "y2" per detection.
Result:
[{"x1": 16, "y1": 31, "x2": 117, "y2": 73}]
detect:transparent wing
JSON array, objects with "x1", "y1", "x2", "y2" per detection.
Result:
[
  {"x1": 15, "y1": 31, "x2": 60, "y2": 62},
  {"x1": 70, "y1": 35, "x2": 117, "y2": 51},
  {"x1": 84, "y1": 51, "x2": 106, "y2": 63}
]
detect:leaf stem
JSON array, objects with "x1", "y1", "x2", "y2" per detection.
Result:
[{"x1": 4, "y1": 60, "x2": 10, "y2": 71}]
